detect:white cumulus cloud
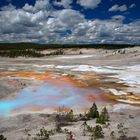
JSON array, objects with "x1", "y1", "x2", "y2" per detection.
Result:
[
  {"x1": 53, "y1": 0, "x2": 73, "y2": 8},
  {"x1": 77, "y1": 0, "x2": 102, "y2": 9},
  {"x1": 0, "y1": 0, "x2": 140, "y2": 44},
  {"x1": 109, "y1": 4, "x2": 128, "y2": 12}
]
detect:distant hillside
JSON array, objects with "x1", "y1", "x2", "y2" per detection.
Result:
[
  {"x1": 0, "y1": 43, "x2": 135, "y2": 50},
  {"x1": 0, "y1": 43, "x2": 136, "y2": 58}
]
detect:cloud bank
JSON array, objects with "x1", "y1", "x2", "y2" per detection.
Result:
[{"x1": 0, "y1": 0, "x2": 139, "y2": 44}]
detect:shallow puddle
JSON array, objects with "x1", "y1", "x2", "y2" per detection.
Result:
[{"x1": 0, "y1": 72, "x2": 114, "y2": 117}]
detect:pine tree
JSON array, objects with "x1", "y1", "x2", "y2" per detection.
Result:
[
  {"x1": 102, "y1": 107, "x2": 109, "y2": 121},
  {"x1": 0, "y1": 135, "x2": 7, "y2": 140},
  {"x1": 91, "y1": 125, "x2": 104, "y2": 139},
  {"x1": 66, "y1": 109, "x2": 74, "y2": 122},
  {"x1": 87, "y1": 103, "x2": 99, "y2": 119},
  {"x1": 96, "y1": 107, "x2": 109, "y2": 124}
]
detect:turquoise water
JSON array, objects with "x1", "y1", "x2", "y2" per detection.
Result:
[{"x1": 0, "y1": 80, "x2": 106, "y2": 117}]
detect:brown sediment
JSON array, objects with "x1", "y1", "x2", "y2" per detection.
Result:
[
  {"x1": 0, "y1": 71, "x2": 84, "y2": 87},
  {"x1": 0, "y1": 71, "x2": 128, "y2": 90},
  {"x1": 72, "y1": 72, "x2": 128, "y2": 89},
  {"x1": 0, "y1": 71, "x2": 140, "y2": 110},
  {"x1": 103, "y1": 93, "x2": 120, "y2": 100},
  {"x1": 103, "y1": 92, "x2": 140, "y2": 107},
  {"x1": 76, "y1": 73, "x2": 140, "y2": 107},
  {"x1": 0, "y1": 71, "x2": 58, "y2": 80}
]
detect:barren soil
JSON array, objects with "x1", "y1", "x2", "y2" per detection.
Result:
[{"x1": 0, "y1": 46, "x2": 140, "y2": 140}]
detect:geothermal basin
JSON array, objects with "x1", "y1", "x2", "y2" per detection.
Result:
[
  {"x1": 0, "y1": 64, "x2": 140, "y2": 117},
  {"x1": 0, "y1": 71, "x2": 114, "y2": 117}
]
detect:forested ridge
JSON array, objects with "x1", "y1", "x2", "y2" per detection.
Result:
[{"x1": 0, "y1": 43, "x2": 135, "y2": 57}]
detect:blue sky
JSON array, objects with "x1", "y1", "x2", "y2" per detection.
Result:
[{"x1": 0, "y1": 0, "x2": 139, "y2": 44}]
